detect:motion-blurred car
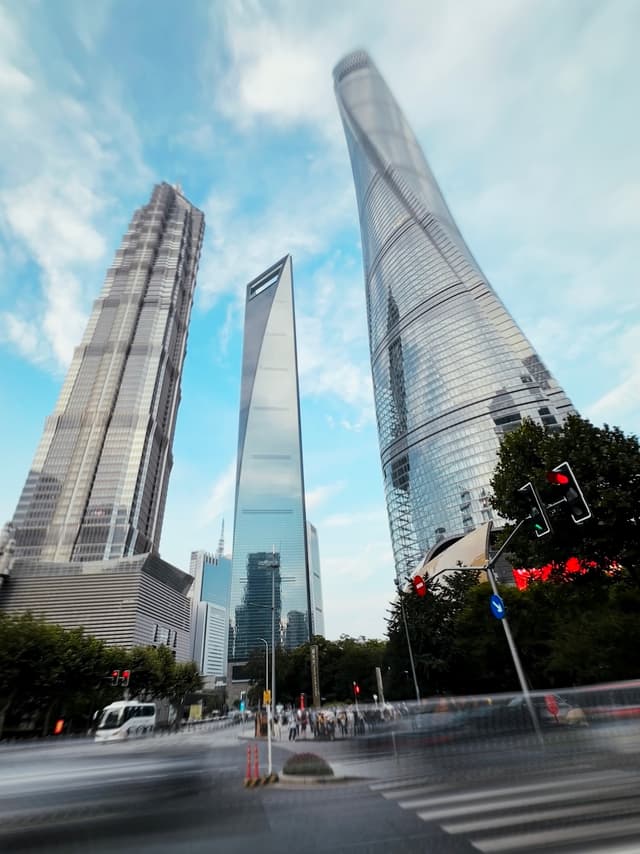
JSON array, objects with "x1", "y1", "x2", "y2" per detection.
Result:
[{"x1": 463, "y1": 693, "x2": 586, "y2": 736}]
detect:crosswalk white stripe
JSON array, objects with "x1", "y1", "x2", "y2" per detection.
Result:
[
  {"x1": 471, "y1": 814, "x2": 640, "y2": 852},
  {"x1": 399, "y1": 768, "x2": 625, "y2": 810},
  {"x1": 416, "y1": 779, "x2": 637, "y2": 822},
  {"x1": 442, "y1": 795, "x2": 640, "y2": 834},
  {"x1": 381, "y1": 784, "x2": 450, "y2": 800},
  {"x1": 589, "y1": 842, "x2": 640, "y2": 854},
  {"x1": 369, "y1": 777, "x2": 441, "y2": 792}
]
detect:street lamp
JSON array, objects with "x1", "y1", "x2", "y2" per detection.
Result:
[
  {"x1": 392, "y1": 579, "x2": 421, "y2": 704},
  {"x1": 257, "y1": 637, "x2": 271, "y2": 776}
]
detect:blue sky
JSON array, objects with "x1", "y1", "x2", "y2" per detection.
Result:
[{"x1": 0, "y1": 0, "x2": 638, "y2": 640}]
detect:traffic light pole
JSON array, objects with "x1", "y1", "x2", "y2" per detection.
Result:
[
  {"x1": 485, "y1": 519, "x2": 544, "y2": 745},
  {"x1": 258, "y1": 637, "x2": 271, "y2": 776},
  {"x1": 394, "y1": 579, "x2": 421, "y2": 704}
]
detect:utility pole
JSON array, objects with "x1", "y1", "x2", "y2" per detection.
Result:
[{"x1": 393, "y1": 578, "x2": 421, "y2": 703}]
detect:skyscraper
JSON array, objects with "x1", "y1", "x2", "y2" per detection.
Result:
[
  {"x1": 306, "y1": 521, "x2": 325, "y2": 637},
  {"x1": 334, "y1": 51, "x2": 575, "y2": 579},
  {"x1": 11, "y1": 183, "x2": 204, "y2": 564},
  {"x1": 228, "y1": 256, "x2": 312, "y2": 675},
  {"x1": 0, "y1": 184, "x2": 204, "y2": 659},
  {"x1": 189, "y1": 547, "x2": 232, "y2": 677}
]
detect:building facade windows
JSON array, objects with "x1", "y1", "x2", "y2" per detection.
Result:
[
  {"x1": 334, "y1": 51, "x2": 575, "y2": 579},
  {"x1": 228, "y1": 256, "x2": 313, "y2": 670}
]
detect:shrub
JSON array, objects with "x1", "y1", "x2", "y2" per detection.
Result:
[{"x1": 282, "y1": 752, "x2": 334, "y2": 776}]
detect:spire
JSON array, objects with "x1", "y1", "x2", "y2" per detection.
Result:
[{"x1": 216, "y1": 518, "x2": 225, "y2": 558}]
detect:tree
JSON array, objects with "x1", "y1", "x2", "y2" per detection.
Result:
[
  {"x1": 385, "y1": 571, "x2": 480, "y2": 698},
  {"x1": 491, "y1": 415, "x2": 640, "y2": 576}
]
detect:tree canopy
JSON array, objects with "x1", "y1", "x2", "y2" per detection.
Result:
[
  {"x1": 490, "y1": 415, "x2": 640, "y2": 575},
  {"x1": 0, "y1": 613, "x2": 202, "y2": 738}
]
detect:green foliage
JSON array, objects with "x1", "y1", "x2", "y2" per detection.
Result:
[
  {"x1": 244, "y1": 635, "x2": 388, "y2": 705},
  {"x1": 282, "y1": 752, "x2": 333, "y2": 776},
  {"x1": 384, "y1": 572, "x2": 480, "y2": 698},
  {"x1": 0, "y1": 613, "x2": 202, "y2": 738},
  {"x1": 490, "y1": 415, "x2": 640, "y2": 575}
]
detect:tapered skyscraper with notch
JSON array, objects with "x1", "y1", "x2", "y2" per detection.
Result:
[
  {"x1": 228, "y1": 256, "x2": 315, "y2": 676},
  {"x1": 333, "y1": 50, "x2": 575, "y2": 579}
]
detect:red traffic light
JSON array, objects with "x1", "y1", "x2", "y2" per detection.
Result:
[
  {"x1": 110, "y1": 669, "x2": 120, "y2": 686},
  {"x1": 353, "y1": 682, "x2": 360, "y2": 695},
  {"x1": 412, "y1": 574, "x2": 427, "y2": 597},
  {"x1": 121, "y1": 669, "x2": 131, "y2": 687},
  {"x1": 547, "y1": 471, "x2": 569, "y2": 486}
]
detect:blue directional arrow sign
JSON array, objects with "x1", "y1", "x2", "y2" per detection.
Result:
[{"x1": 490, "y1": 593, "x2": 506, "y2": 620}]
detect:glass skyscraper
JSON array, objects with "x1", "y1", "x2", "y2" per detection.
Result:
[
  {"x1": 228, "y1": 256, "x2": 312, "y2": 668},
  {"x1": 307, "y1": 521, "x2": 325, "y2": 637},
  {"x1": 11, "y1": 183, "x2": 204, "y2": 564},
  {"x1": 334, "y1": 51, "x2": 575, "y2": 579},
  {"x1": 189, "y1": 549, "x2": 232, "y2": 676}
]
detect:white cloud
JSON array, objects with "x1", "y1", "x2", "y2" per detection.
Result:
[
  {"x1": 321, "y1": 507, "x2": 388, "y2": 531},
  {"x1": 0, "y1": 6, "x2": 152, "y2": 372},
  {"x1": 305, "y1": 480, "x2": 346, "y2": 513},
  {"x1": 215, "y1": 0, "x2": 351, "y2": 137},
  {"x1": 197, "y1": 178, "x2": 355, "y2": 308},
  {"x1": 201, "y1": 459, "x2": 237, "y2": 528},
  {"x1": 320, "y1": 533, "x2": 394, "y2": 639},
  {"x1": 0, "y1": 311, "x2": 44, "y2": 363},
  {"x1": 585, "y1": 324, "x2": 640, "y2": 430}
]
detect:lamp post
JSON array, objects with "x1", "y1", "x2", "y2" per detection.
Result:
[
  {"x1": 393, "y1": 578, "x2": 421, "y2": 704},
  {"x1": 257, "y1": 636, "x2": 271, "y2": 776}
]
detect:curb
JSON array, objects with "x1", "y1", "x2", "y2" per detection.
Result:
[
  {"x1": 277, "y1": 771, "x2": 346, "y2": 785},
  {"x1": 244, "y1": 773, "x2": 279, "y2": 787}
]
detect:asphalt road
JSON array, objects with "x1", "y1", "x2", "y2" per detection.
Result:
[{"x1": 2, "y1": 718, "x2": 640, "y2": 853}]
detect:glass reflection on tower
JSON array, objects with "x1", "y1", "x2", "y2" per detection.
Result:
[
  {"x1": 228, "y1": 256, "x2": 312, "y2": 669},
  {"x1": 333, "y1": 50, "x2": 576, "y2": 580}
]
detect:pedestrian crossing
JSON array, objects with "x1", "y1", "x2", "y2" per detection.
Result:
[{"x1": 372, "y1": 765, "x2": 640, "y2": 852}]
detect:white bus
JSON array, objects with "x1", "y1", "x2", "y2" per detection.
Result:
[{"x1": 94, "y1": 700, "x2": 156, "y2": 742}]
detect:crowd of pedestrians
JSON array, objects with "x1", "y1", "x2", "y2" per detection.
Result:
[{"x1": 265, "y1": 703, "x2": 401, "y2": 741}]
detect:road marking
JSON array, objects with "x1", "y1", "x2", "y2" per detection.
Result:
[
  {"x1": 442, "y1": 794, "x2": 640, "y2": 834},
  {"x1": 471, "y1": 814, "x2": 640, "y2": 852},
  {"x1": 416, "y1": 779, "x2": 637, "y2": 822},
  {"x1": 399, "y1": 768, "x2": 625, "y2": 810}
]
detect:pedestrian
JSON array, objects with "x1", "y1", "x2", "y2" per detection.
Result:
[
  {"x1": 288, "y1": 714, "x2": 297, "y2": 741},
  {"x1": 272, "y1": 712, "x2": 281, "y2": 740}
]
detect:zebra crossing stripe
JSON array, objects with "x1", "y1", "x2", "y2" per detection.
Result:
[
  {"x1": 470, "y1": 814, "x2": 640, "y2": 852},
  {"x1": 370, "y1": 777, "x2": 441, "y2": 792},
  {"x1": 442, "y1": 794, "x2": 640, "y2": 834},
  {"x1": 416, "y1": 778, "x2": 635, "y2": 822},
  {"x1": 399, "y1": 768, "x2": 624, "y2": 810}
]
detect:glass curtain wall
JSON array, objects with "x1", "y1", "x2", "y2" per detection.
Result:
[
  {"x1": 12, "y1": 183, "x2": 204, "y2": 564},
  {"x1": 333, "y1": 51, "x2": 575, "y2": 579},
  {"x1": 228, "y1": 256, "x2": 312, "y2": 666}
]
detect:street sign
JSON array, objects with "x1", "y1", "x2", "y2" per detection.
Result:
[
  {"x1": 490, "y1": 593, "x2": 506, "y2": 619},
  {"x1": 263, "y1": 690, "x2": 271, "y2": 705}
]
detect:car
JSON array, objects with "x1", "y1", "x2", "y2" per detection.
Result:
[{"x1": 461, "y1": 693, "x2": 585, "y2": 737}]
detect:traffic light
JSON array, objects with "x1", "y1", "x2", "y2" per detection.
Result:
[
  {"x1": 110, "y1": 669, "x2": 120, "y2": 686},
  {"x1": 121, "y1": 669, "x2": 131, "y2": 687},
  {"x1": 353, "y1": 682, "x2": 360, "y2": 696},
  {"x1": 518, "y1": 481, "x2": 552, "y2": 537},
  {"x1": 411, "y1": 574, "x2": 427, "y2": 597},
  {"x1": 546, "y1": 461, "x2": 591, "y2": 524}
]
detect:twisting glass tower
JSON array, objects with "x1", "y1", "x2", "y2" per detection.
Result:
[
  {"x1": 334, "y1": 51, "x2": 575, "y2": 579},
  {"x1": 228, "y1": 256, "x2": 312, "y2": 670},
  {"x1": 11, "y1": 183, "x2": 204, "y2": 563}
]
